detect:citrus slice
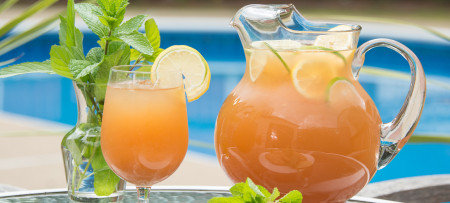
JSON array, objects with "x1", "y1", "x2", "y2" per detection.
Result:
[
  {"x1": 326, "y1": 77, "x2": 365, "y2": 109},
  {"x1": 314, "y1": 25, "x2": 353, "y2": 50},
  {"x1": 291, "y1": 53, "x2": 338, "y2": 99},
  {"x1": 152, "y1": 45, "x2": 210, "y2": 102},
  {"x1": 249, "y1": 49, "x2": 268, "y2": 82}
]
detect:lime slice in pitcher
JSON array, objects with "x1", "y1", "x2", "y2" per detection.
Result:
[
  {"x1": 152, "y1": 45, "x2": 210, "y2": 102},
  {"x1": 326, "y1": 77, "x2": 365, "y2": 108}
]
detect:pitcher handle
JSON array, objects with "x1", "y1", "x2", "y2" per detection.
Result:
[{"x1": 352, "y1": 38, "x2": 426, "y2": 169}]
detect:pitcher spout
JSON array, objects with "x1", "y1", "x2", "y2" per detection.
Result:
[{"x1": 230, "y1": 4, "x2": 348, "y2": 49}]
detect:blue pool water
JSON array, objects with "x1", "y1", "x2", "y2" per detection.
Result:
[{"x1": 0, "y1": 30, "x2": 449, "y2": 183}]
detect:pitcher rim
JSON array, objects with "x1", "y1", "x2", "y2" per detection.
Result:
[{"x1": 230, "y1": 3, "x2": 362, "y2": 35}]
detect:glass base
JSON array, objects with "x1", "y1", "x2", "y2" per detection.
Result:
[
  {"x1": 137, "y1": 187, "x2": 151, "y2": 202},
  {"x1": 69, "y1": 191, "x2": 124, "y2": 203}
]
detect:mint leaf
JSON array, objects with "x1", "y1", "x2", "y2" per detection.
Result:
[
  {"x1": 93, "y1": 43, "x2": 130, "y2": 102},
  {"x1": 246, "y1": 178, "x2": 265, "y2": 197},
  {"x1": 91, "y1": 146, "x2": 121, "y2": 196},
  {"x1": 257, "y1": 185, "x2": 272, "y2": 199},
  {"x1": 96, "y1": 0, "x2": 111, "y2": 16},
  {"x1": 117, "y1": 31, "x2": 153, "y2": 56},
  {"x1": 0, "y1": 61, "x2": 54, "y2": 78},
  {"x1": 98, "y1": 15, "x2": 118, "y2": 28},
  {"x1": 96, "y1": 0, "x2": 128, "y2": 29},
  {"x1": 86, "y1": 47, "x2": 104, "y2": 63},
  {"x1": 145, "y1": 18, "x2": 160, "y2": 50},
  {"x1": 59, "y1": 1, "x2": 84, "y2": 52},
  {"x1": 58, "y1": 16, "x2": 68, "y2": 46},
  {"x1": 106, "y1": 41, "x2": 127, "y2": 54},
  {"x1": 229, "y1": 182, "x2": 249, "y2": 197},
  {"x1": 268, "y1": 187, "x2": 280, "y2": 202},
  {"x1": 114, "y1": 15, "x2": 147, "y2": 36},
  {"x1": 130, "y1": 48, "x2": 141, "y2": 61},
  {"x1": 65, "y1": 0, "x2": 76, "y2": 47},
  {"x1": 69, "y1": 59, "x2": 103, "y2": 81},
  {"x1": 208, "y1": 178, "x2": 302, "y2": 203},
  {"x1": 74, "y1": 3, "x2": 110, "y2": 38},
  {"x1": 69, "y1": 59, "x2": 92, "y2": 79},
  {"x1": 278, "y1": 190, "x2": 303, "y2": 203},
  {"x1": 63, "y1": 127, "x2": 85, "y2": 166},
  {"x1": 50, "y1": 45, "x2": 74, "y2": 78},
  {"x1": 112, "y1": 1, "x2": 128, "y2": 29}
]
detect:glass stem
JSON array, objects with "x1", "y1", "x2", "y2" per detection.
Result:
[{"x1": 137, "y1": 187, "x2": 151, "y2": 202}]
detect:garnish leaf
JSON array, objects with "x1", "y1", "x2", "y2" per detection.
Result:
[
  {"x1": 268, "y1": 187, "x2": 281, "y2": 201},
  {"x1": 69, "y1": 59, "x2": 93, "y2": 78},
  {"x1": 130, "y1": 48, "x2": 141, "y2": 61},
  {"x1": 74, "y1": 3, "x2": 110, "y2": 38},
  {"x1": 117, "y1": 31, "x2": 153, "y2": 55},
  {"x1": 0, "y1": 61, "x2": 54, "y2": 78},
  {"x1": 50, "y1": 45, "x2": 74, "y2": 78},
  {"x1": 86, "y1": 47, "x2": 105, "y2": 63},
  {"x1": 145, "y1": 18, "x2": 160, "y2": 50},
  {"x1": 229, "y1": 182, "x2": 248, "y2": 197},
  {"x1": 91, "y1": 145, "x2": 121, "y2": 196},
  {"x1": 98, "y1": 15, "x2": 118, "y2": 28},
  {"x1": 278, "y1": 190, "x2": 303, "y2": 203},
  {"x1": 66, "y1": 0, "x2": 76, "y2": 47},
  {"x1": 208, "y1": 178, "x2": 302, "y2": 203},
  {"x1": 114, "y1": 14, "x2": 147, "y2": 36},
  {"x1": 246, "y1": 178, "x2": 266, "y2": 197}
]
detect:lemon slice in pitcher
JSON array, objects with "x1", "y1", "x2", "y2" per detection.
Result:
[
  {"x1": 249, "y1": 49, "x2": 268, "y2": 82},
  {"x1": 314, "y1": 25, "x2": 353, "y2": 50},
  {"x1": 152, "y1": 45, "x2": 210, "y2": 102},
  {"x1": 291, "y1": 53, "x2": 338, "y2": 99}
]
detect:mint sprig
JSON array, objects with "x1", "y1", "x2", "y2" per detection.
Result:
[
  {"x1": 209, "y1": 178, "x2": 303, "y2": 203},
  {"x1": 0, "y1": 0, "x2": 165, "y2": 197}
]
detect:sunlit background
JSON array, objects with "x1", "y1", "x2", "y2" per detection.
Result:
[{"x1": 0, "y1": 0, "x2": 449, "y2": 197}]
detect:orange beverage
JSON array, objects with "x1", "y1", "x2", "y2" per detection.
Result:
[
  {"x1": 215, "y1": 46, "x2": 382, "y2": 203},
  {"x1": 101, "y1": 83, "x2": 188, "y2": 186}
]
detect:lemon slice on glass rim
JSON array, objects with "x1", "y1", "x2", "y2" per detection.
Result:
[{"x1": 151, "y1": 45, "x2": 210, "y2": 102}]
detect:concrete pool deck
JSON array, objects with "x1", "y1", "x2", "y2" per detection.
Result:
[{"x1": 0, "y1": 111, "x2": 232, "y2": 190}]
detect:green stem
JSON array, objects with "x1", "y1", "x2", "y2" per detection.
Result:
[
  {"x1": 130, "y1": 55, "x2": 144, "y2": 71},
  {"x1": 104, "y1": 30, "x2": 112, "y2": 55},
  {"x1": 71, "y1": 165, "x2": 77, "y2": 195}
]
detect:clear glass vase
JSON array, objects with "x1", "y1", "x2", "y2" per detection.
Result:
[{"x1": 61, "y1": 81, "x2": 125, "y2": 202}]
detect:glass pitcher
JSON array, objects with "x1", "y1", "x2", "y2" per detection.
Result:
[{"x1": 214, "y1": 4, "x2": 426, "y2": 203}]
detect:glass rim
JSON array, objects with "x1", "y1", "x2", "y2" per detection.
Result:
[{"x1": 111, "y1": 65, "x2": 182, "y2": 74}]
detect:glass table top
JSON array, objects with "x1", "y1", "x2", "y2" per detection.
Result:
[{"x1": 0, "y1": 187, "x2": 400, "y2": 203}]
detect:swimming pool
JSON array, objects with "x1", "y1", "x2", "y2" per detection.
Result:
[{"x1": 0, "y1": 30, "x2": 449, "y2": 183}]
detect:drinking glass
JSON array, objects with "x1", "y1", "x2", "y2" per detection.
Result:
[{"x1": 101, "y1": 65, "x2": 189, "y2": 202}]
